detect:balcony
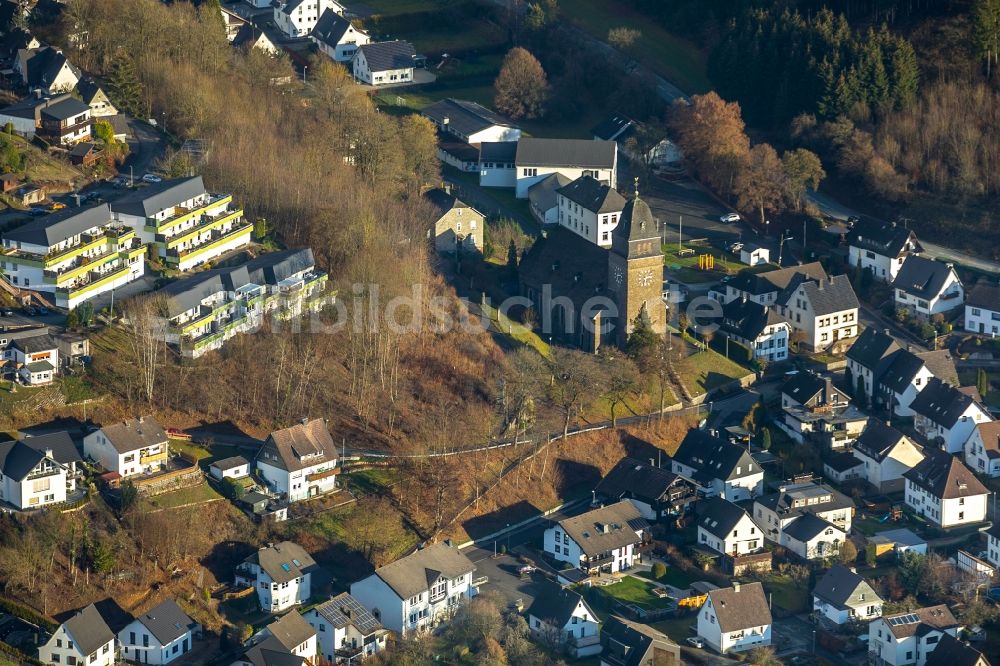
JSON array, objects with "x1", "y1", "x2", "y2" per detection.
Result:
[
  {"x1": 305, "y1": 467, "x2": 340, "y2": 483},
  {"x1": 568, "y1": 634, "x2": 600, "y2": 648},
  {"x1": 165, "y1": 222, "x2": 252, "y2": 265},
  {"x1": 55, "y1": 262, "x2": 130, "y2": 300},
  {"x1": 160, "y1": 208, "x2": 243, "y2": 249},
  {"x1": 140, "y1": 450, "x2": 168, "y2": 465},
  {"x1": 154, "y1": 194, "x2": 234, "y2": 233}
]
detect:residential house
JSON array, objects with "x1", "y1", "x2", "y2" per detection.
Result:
[
  {"x1": 154, "y1": 248, "x2": 328, "y2": 358},
  {"x1": 847, "y1": 327, "x2": 902, "y2": 402},
  {"x1": 847, "y1": 218, "x2": 923, "y2": 282},
  {"x1": 696, "y1": 497, "x2": 763, "y2": 556},
  {"x1": 903, "y1": 449, "x2": 989, "y2": 528},
  {"x1": 776, "y1": 273, "x2": 860, "y2": 352},
  {"x1": 119, "y1": 599, "x2": 198, "y2": 665},
  {"x1": 964, "y1": 421, "x2": 1000, "y2": 478},
  {"x1": 478, "y1": 141, "x2": 518, "y2": 188},
  {"x1": 852, "y1": 419, "x2": 925, "y2": 493},
  {"x1": 599, "y1": 616, "x2": 681, "y2": 666},
  {"x1": 868, "y1": 605, "x2": 960, "y2": 666},
  {"x1": 716, "y1": 297, "x2": 790, "y2": 363},
  {"x1": 274, "y1": 0, "x2": 344, "y2": 38},
  {"x1": 910, "y1": 378, "x2": 992, "y2": 453},
  {"x1": 0, "y1": 173, "x2": 19, "y2": 194},
  {"x1": 13, "y1": 183, "x2": 44, "y2": 206},
  {"x1": 68, "y1": 141, "x2": 101, "y2": 167},
  {"x1": 209, "y1": 456, "x2": 250, "y2": 481},
  {"x1": 754, "y1": 477, "x2": 854, "y2": 553},
  {"x1": 985, "y1": 522, "x2": 1000, "y2": 571},
  {"x1": 514, "y1": 138, "x2": 618, "y2": 198},
  {"x1": 15, "y1": 46, "x2": 79, "y2": 92},
  {"x1": 671, "y1": 428, "x2": 763, "y2": 501},
  {"x1": 594, "y1": 457, "x2": 698, "y2": 521},
  {"x1": 0, "y1": 431, "x2": 81, "y2": 510},
  {"x1": 235, "y1": 611, "x2": 317, "y2": 666},
  {"x1": 527, "y1": 172, "x2": 571, "y2": 225},
  {"x1": 311, "y1": 8, "x2": 369, "y2": 62},
  {"x1": 41, "y1": 603, "x2": 116, "y2": 666},
  {"x1": 591, "y1": 114, "x2": 634, "y2": 142},
  {"x1": 304, "y1": 593, "x2": 388, "y2": 664},
  {"x1": 964, "y1": 280, "x2": 1000, "y2": 336},
  {"x1": 924, "y1": 634, "x2": 992, "y2": 666},
  {"x1": 740, "y1": 244, "x2": 770, "y2": 266},
  {"x1": 110, "y1": 176, "x2": 251, "y2": 272},
  {"x1": 543, "y1": 500, "x2": 647, "y2": 574},
  {"x1": 697, "y1": 582, "x2": 772, "y2": 654},
  {"x1": 723, "y1": 261, "x2": 828, "y2": 306},
  {"x1": 555, "y1": 175, "x2": 626, "y2": 247},
  {"x1": 875, "y1": 348, "x2": 958, "y2": 417},
  {"x1": 83, "y1": 415, "x2": 169, "y2": 478},
  {"x1": 255, "y1": 418, "x2": 339, "y2": 503},
  {"x1": 422, "y1": 98, "x2": 520, "y2": 145},
  {"x1": 824, "y1": 451, "x2": 865, "y2": 484},
  {"x1": 893, "y1": 256, "x2": 964, "y2": 318},
  {"x1": 424, "y1": 188, "x2": 483, "y2": 255},
  {"x1": 526, "y1": 583, "x2": 601, "y2": 658},
  {"x1": 231, "y1": 25, "x2": 279, "y2": 54},
  {"x1": 219, "y1": 5, "x2": 248, "y2": 41},
  {"x1": 0, "y1": 204, "x2": 145, "y2": 308},
  {"x1": 10, "y1": 332, "x2": 61, "y2": 385},
  {"x1": 812, "y1": 565, "x2": 883, "y2": 625},
  {"x1": 75, "y1": 78, "x2": 117, "y2": 117},
  {"x1": 0, "y1": 28, "x2": 39, "y2": 64},
  {"x1": 781, "y1": 513, "x2": 847, "y2": 560},
  {"x1": 37, "y1": 95, "x2": 91, "y2": 145},
  {"x1": 352, "y1": 41, "x2": 416, "y2": 86},
  {"x1": 54, "y1": 328, "x2": 88, "y2": 369},
  {"x1": 778, "y1": 372, "x2": 866, "y2": 448},
  {"x1": 235, "y1": 541, "x2": 318, "y2": 613},
  {"x1": 350, "y1": 542, "x2": 478, "y2": 636}
]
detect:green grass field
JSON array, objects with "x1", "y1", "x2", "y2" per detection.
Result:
[
  {"x1": 638, "y1": 566, "x2": 697, "y2": 588},
  {"x1": 761, "y1": 573, "x2": 811, "y2": 613},
  {"x1": 560, "y1": 0, "x2": 710, "y2": 94},
  {"x1": 682, "y1": 349, "x2": 752, "y2": 395},
  {"x1": 145, "y1": 481, "x2": 223, "y2": 510},
  {"x1": 481, "y1": 301, "x2": 550, "y2": 357},
  {"x1": 594, "y1": 576, "x2": 675, "y2": 611}
]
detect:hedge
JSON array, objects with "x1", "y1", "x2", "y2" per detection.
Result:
[
  {"x1": 0, "y1": 597, "x2": 57, "y2": 633},
  {"x1": 708, "y1": 334, "x2": 754, "y2": 365}
]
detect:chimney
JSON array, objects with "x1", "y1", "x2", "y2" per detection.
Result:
[
  {"x1": 442, "y1": 116, "x2": 449, "y2": 126},
  {"x1": 733, "y1": 582, "x2": 740, "y2": 592},
  {"x1": 300, "y1": 417, "x2": 309, "y2": 425},
  {"x1": 818, "y1": 279, "x2": 824, "y2": 291},
  {"x1": 44, "y1": 448, "x2": 53, "y2": 458},
  {"x1": 907, "y1": 344, "x2": 912, "y2": 352},
  {"x1": 884, "y1": 328, "x2": 891, "y2": 336},
  {"x1": 33, "y1": 88, "x2": 42, "y2": 99},
  {"x1": 825, "y1": 376, "x2": 833, "y2": 401}
]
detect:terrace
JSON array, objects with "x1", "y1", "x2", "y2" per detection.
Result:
[
  {"x1": 159, "y1": 208, "x2": 243, "y2": 248},
  {"x1": 152, "y1": 193, "x2": 233, "y2": 233},
  {"x1": 165, "y1": 221, "x2": 252, "y2": 264}
]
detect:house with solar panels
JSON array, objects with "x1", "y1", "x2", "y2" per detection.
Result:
[
  {"x1": 304, "y1": 592, "x2": 388, "y2": 663},
  {"x1": 867, "y1": 605, "x2": 960, "y2": 666},
  {"x1": 235, "y1": 541, "x2": 319, "y2": 613}
]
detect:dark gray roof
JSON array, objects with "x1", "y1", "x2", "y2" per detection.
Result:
[
  {"x1": 12, "y1": 333, "x2": 60, "y2": 354},
  {"x1": 854, "y1": 419, "x2": 912, "y2": 462},
  {"x1": 783, "y1": 274, "x2": 859, "y2": 315},
  {"x1": 62, "y1": 604, "x2": 114, "y2": 656},
  {"x1": 825, "y1": 451, "x2": 863, "y2": 473},
  {"x1": 708, "y1": 583, "x2": 771, "y2": 633},
  {"x1": 557, "y1": 175, "x2": 626, "y2": 214},
  {"x1": 245, "y1": 247, "x2": 315, "y2": 285},
  {"x1": 924, "y1": 633, "x2": 989, "y2": 666},
  {"x1": 24, "y1": 359, "x2": 54, "y2": 373},
  {"x1": 39, "y1": 97, "x2": 89, "y2": 121},
  {"x1": 903, "y1": 448, "x2": 988, "y2": 500},
  {"x1": 813, "y1": 565, "x2": 881, "y2": 609},
  {"x1": 590, "y1": 114, "x2": 634, "y2": 141},
  {"x1": 781, "y1": 372, "x2": 827, "y2": 404},
  {"x1": 132, "y1": 599, "x2": 194, "y2": 646},
  {"x1": 312, "y1": 593, "x2": 383, "y2": 635},
  {"x1": 211, "y1": 455, "x2": 249, "y2": 471},
  {"x1": 516, "y1": 138, "x2": 616, "y2": 169},
  {"x1": 600, "y1": 616, "x2": 679, "y2": 666},
  {"x1": 98, "y1": 416, "x2": 168, "y2": 454},
  {"x1": 527, "y1": 172, "x2": 571, "y2": 212},
  {"x1": 697, "y1": 497, "x2": 752, "y2": 540},
  {"x1": 356, "y1": 40, "x2": 416, "y2": 72},
  {"x1": 611, "y1": 196, "x2": 659, "y2": 254},
  {"x1": 311, "y1": 8, "x2": 359, "y2": 49},
  {"x1": 0, "y1": 431, "x2": 80, "y2": 481},
  {"x1": 673, "y1": 429, "x2": 758, "y2": 483},
  {"x1": 893, "y1": 255, "x2": 959, "y2": 300},
  {"x1": 847, "y1": 218, "x2": 921, "y2": 258},
  {"x1": 967, "y1": 280, "x2": 1000, "y2": 312},
  {"x1": 245, "y1": 541, "x2": 318, "y2": 584},
  {"x1": 68, "y1": 142, "x2": 97, "y2": 158},
  {"x1": 727, "y1": 262, "x2": 828, "y2": 297},
  {"x1": 241, "y1": 635, "x2": 306, "y2": 666},
  {"x1": 526, "y1": 581, "x2": 594, "y2": 627},
  {"x1": 847, "y1": 327, "x2": 901, "y2": 374},
  {"x1": 263, "y1": 611, "x2": 315, "y2": 652},
  {"x1": 479, "y1": 141, "x2": 517, "y2": 163},
  {"x1": 368, "y1": 542, "x2": 475, "y2": 600},
  {"x1": 423, "y1": 188, "x2": 470, "y2": 215},
  {"x1": 719, "y1": 297, "x2": 786, "y2": 341},
  {"x1": 3, "y1": 203, "x2": 111, "y2": 247},
  {"x1": 232, "y1": 24, "x2": 272, "y2": 49},
  {"x1": 595, "y1": 458, "x2": 683, "y2": 506},
  {"x1": 878, "y1": 350, "x2": 928, "y2": 395},
  {"x1": 422, "y1": 98, "x2": 515, "y2": 137},
  {"x1": 19, "y1": 46, "x2": 77, "y2": 88},
  {"x1": 109, "y1": 176, "x2": 205, "y2": 218},
  {"x1": 555, "y1": 501, "x2": 647, "y2": 557},
  {"x1": 782, "y1": 513, "x2": 841, "y2": 541},
  {"x1": 755, "y1": 479, "x2": 853, "y2": 520},
  {"x1": 910, "y1": 378, "x2": 979, "y2": 429},
  {"x1": 75, "y1": 78, "x2": 105, "y2": 106},
  {"x1": 0, "y1": 92, "x2": 72, "y2": 120}
]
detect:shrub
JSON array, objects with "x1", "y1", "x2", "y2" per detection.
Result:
[{"x1": 652, "y1": 562, "x2": 667, "y2": 580}]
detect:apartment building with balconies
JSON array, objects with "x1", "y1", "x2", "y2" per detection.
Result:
[
  {"x1": 0, "y1": 204, "x2": 145, "y2": 309},
  {"x1": 110, "y1": 176, "x2": 252, "y2": 272},
  {"x1": 83, "y1": 415, "x2": 170, "y2": 479}
]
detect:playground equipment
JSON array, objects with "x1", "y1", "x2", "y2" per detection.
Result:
[{"x1": 698, "y1": 254, "x2": 715, "y2": 270}]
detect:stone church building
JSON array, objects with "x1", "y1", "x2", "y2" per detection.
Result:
[{"x1": 518, "y1": 193, "x2": 665, "y2": 351}]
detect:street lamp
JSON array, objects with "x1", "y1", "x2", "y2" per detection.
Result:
[{"x1": 302, "y1": 65, "x2": 308, "y2": 82}]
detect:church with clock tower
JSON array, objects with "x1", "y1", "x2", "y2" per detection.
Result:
[{"x1": 517, "y1": 182, "x2": 665, "y2": 351}]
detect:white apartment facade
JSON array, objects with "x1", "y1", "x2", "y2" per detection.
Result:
[
  {"x1": 274, "y1": 0, "x2": 344, "y2": 37},
  {"x1": 777, "y1": 275, "x2": 859, "y2": 352},
  {"x1": 514, "y1": 138, "x2": 617, "y2": 198},
  {"x1": 555, "y1": 176, "x2": 625, "y2": 247},
  {"x1": 964, "y1": 422, "x2": 1000, "y2": 477}
]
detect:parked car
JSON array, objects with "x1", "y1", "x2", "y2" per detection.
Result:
[
  {"x1": 27, "y1": 207, "x2": 47, "y2": 216},
  {"x1": 48, "y1": 202, "x2": 66, "y2": 211},
  {"x1": 720, "y1": 212, "x2": 741, "y2": 223},
  {"x1": 83, "y1": 191, "x2": 100, "y2": 202},
  {"x1": 727, "y1": 241, "x2": 744, "y2": 254},
  {"x1": 142, "y1": 173, "x2": 162, "y2": 183},
  {"x1": 0, "y1": 309, "x2": 12, "y2": 317},
  {"x1": 686, "y1": 637, "x2": 704, "y2": 648}
]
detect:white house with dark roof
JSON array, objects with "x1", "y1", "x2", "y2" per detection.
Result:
[
  {"x1": 986, "y1": 522, "x2": 1000, "y2": 570},
  {"x1": 274, "y1": 0, "x2": 343, "y2": 37},
  {"x1": 910, "y1": 378, "x2": 992, "y2": 453},
  {"x1": 778, "y1": 372, "x2": 866, "y2": 449},
  {"x1": 352, "y1": 41, "x2": 416, "y2": 86},
  {"x1": 76, "y1": 78, "x2": 117, "y2": 117},
  {"x1": 904, "y1": 449, "x2": 989, "y2": 528},
  {"x1": 1, "y1": 204, "x2": 145, "y2": 308},
  {"x1": 847, "y1": 218, "x2": 923, "y2": 282},
  {"x1": 964, "y1": 421, "x2": 1000, "y2": 477},
  {"x1": 311, "y1": 7, "x2": 368, "y2": 62},
  {"x1": 556, "y1": 175, "x2": 626, "y2": 247},
  {"x1": 118, "y1": 599, "x2": 198, "y2": 665},
  {"x1": 231, "y1": 25, "x2": 279, "y2": 55},
  {"x1": 526, "y1": 582, "x2": 601, "y2": 658},
  {"x1": 868, "y1": 605, "x2": 960, "y2": 666},
  {"x1": 696, "y1": 497, "x2": 763, "y2": 556},
  {"x1": 0, "y1": 431, "x2": 81, "y2": 510},
  {"x1": 10, "y1": 332, "x2": 60, "y2": 385},
  {"x1": 479, "y1": 141, "x2": 518, "y2": 188},
  {"x1": 671, "y1": 429, "x2": 763, "y2": 501},
  {"x1": 697, "y1": 582, "x2": 772, "y2": 654},
  {"x1": 875, "y1": 348, "x2": 958, "y2": 417},
  {"x1": 83, "y1": 415, "x2": 169, "y2": 478},
  {"x1": 350, "y1": 542, "x2": 478, "y2": 635},
  {"x1": 304, "y1": 592, "x2": 387, "y2": 663},
  {"x1": 852, "y1": 419, "x2": 925, "y2": 493},
  {"x1": 716, "y1": 297, "x2": 790, "y2": 362},
  {"x1": 15, "y1": 45, "x2": 80, "y2": 93},
  {"x1": 255, "y1": 418, "x2": 339, "y2": 502},
  {"x1": 527, "y1": 172, "x2": 571, "y2": 225},
  {"x1": 893, "y1": 256, "x2": 964, "y2": 318},
  {"x1": 824, "y1": 451, "x2": 865, "y2": 484},
  {"x1": 924, "y1": 633, "x2": 991, "y2": 666},
  {"x1": 780, "y1": 513, "x2": 847, "y2": 560},
  {"x1": 847, "y1": 327, "x2": 901, "y2": 401},
  {"x1": 594, "y1": 457, "x2": 698, "y2": 521},
  {"x1": 236, "y1": 611, "x2": 317, "y2": 666},
  {"x1": 812, "y1": 564, "x2": 883, "y2": 625},
  {"x1": 723, "y1": 262, "x2": 828, "y2": 306},
  {"x1": 776, "y1": 273, "x2": 860, "y2": 352},
  {"x1": 235, "y1": 541, "x2": 318, "y2": 613},
  {"x1": 753, "y1": 477, "x2": 853, "y2": 554},
  {"x1": 422, "y1": 98, "x2": 520, "y2": 145},
  {"x1": 514, "y1": 138, "x2": 618, "y2": 198},
  {"x1": 965, "y1": 280, "x2": 1000, "y2": 336},
  {"x1": 543, "y1": 500, "x2": 647, "y2": 574},
  {"x1": 209, "y1": 455, "x2": 250, "y2": 480},
  {"x1": 600, "y1": 616, "x2": 681, "y2": 666},
  {"x1": 42, "y1": 603, "x2": 116, "y2": 666}
]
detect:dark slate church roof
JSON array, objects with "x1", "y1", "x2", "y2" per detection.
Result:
[{"x1": 518, "y1": 226, "x2": 612, "y2": 314}]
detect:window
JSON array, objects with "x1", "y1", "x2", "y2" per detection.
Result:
[
  {"x1": 319, "y1": 624, "x2": 326, "y2": 632},
  {"x1": 972, "y1": 308, "x2": 982, "y2": 316},
  {"x1": 523, "y1": 168, "x2": 537, "y2": 177}
]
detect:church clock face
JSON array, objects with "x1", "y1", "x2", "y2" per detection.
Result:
[
  {"x1": 638, "y1": 269, "x2": 654, "y2": 287},
  {"x1": 613, "y1": 265, "x2": 624, "y2": 286}
]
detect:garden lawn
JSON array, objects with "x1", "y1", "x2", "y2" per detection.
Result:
[
  {"x1": 595, "y1": 576, "x2": 675, "y2": 611},
  {"x1": 343, "y1": 467, "x2": 398, "y2": 496},
  {"x1": 682, "y1": 349, "x2": 752, "y2": 395},
  {"x1": 145, "y1": 482, "x2": 223, "y2": 510},
  {"x1": 761, "y1": 573, "x2": 810, "y2": 613},
  {"x1": 649, "y1": 615, "x2": 698, "y2": 644},
  {"x1": 638, "y1": 565, "x2": 697, "y2": 588}
]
